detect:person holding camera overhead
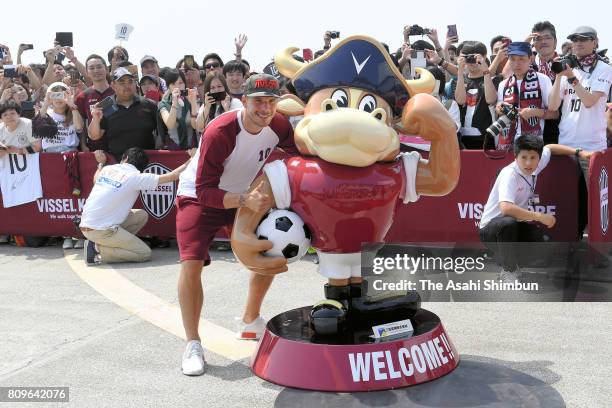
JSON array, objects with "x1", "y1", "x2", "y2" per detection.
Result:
[
  {"x1": 494, "y1": 42, "x2": 555, "y2": 150},
  {"x1": 548, "y1": 26, "x2": 612, "y2": 173},
  {"x1": 158, "y1": 69, "x2": 198, "y2": 150},
  {"x1": 454, "y1": 41, "x2": 499, "y2": 149},
  {"x1": 195, "y1": 71, "x2": 243, "y2": 132}
]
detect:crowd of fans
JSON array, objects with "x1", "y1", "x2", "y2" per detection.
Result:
[{"x1": 1, "y1": 23, "x2": 612, "y2": 247}]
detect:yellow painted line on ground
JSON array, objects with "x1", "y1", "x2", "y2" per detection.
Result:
[{"x1": 64, "y1": 252, "x2": 256, "y2": 361}]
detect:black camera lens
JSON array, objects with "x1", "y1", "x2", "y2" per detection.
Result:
[{"x1": 550, "y1": 61, "x2": 564, "y2": 74}]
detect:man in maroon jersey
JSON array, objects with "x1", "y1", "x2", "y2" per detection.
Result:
[
  {"x1": 74, "y1": 55, "x2": 114, "y2": 151},
  {"x1": 175, "y1": 73, "x2": 298, "y2": 376}
]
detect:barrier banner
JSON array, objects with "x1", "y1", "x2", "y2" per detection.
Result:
[{"x1": 0, "y1": 150, "x2": 588, "y2": 243}]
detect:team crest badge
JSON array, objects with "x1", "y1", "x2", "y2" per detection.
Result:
[{"x1": 140, "y1": 163, "x2": 177, "y2": 220}]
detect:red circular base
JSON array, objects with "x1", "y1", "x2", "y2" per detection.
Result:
[{"x1": 251, "y1": 308, "x2": 459, "y2": 392}]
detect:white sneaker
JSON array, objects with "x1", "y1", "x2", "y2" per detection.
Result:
[
  {"x1": 236, "y1": 316, "x2": 266, "y2": 340},
  {"x1": 62, "y1": 238, "x2": 74, "y2": 249},
  {"x1": 73, "y1": 239, "x2": 85, "y2": 249},
  {"x1": 181, "y1": 340, "x2": 205, "y2": 376},
  {"x1": 499, "y1": 269, "x2": 521, "y2": 284}
]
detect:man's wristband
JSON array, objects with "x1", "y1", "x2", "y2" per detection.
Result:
[
  {"x1": 567, "y1": 77, "x2": 578, "y2": 87},
  {"x1": 238, "y1": 194, "x2": 246, "y2": 208},
  {"x1": 575, "y1": 148, "x2": 583, "y2": 157}
]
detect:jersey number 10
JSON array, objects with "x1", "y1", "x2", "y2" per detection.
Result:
[
  {"x1": 258, "y1": 148, "x2": 271, "y2": 162},
  {"x1": 8, "y1": 154, "x2": 27, "y2": 174}
]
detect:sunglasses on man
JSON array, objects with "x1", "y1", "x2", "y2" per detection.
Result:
[{"x1": 205, "y1": 62, "x2": 220, "y2": 69}]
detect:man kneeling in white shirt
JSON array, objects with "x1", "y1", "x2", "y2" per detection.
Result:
[
  {"x1": 479, "y1": 135, "x2": 593, "y2": 283},
  {"x1": 80, "y1": 147, "x2": 190, "y2": 265}
]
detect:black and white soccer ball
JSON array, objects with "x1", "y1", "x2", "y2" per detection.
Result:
[{"x1": 256, "y1": 209, "x2": 311, "y2": 263}]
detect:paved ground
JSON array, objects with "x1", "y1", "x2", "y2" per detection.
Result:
[{"x1": 1, "y1": 243, "x2": 611, "y2": 408}]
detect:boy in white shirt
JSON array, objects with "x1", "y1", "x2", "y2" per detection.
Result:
[{"x1": 479, "y1": 135, "x2": 593, "y2": 282}]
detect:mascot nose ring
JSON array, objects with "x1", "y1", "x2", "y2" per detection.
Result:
[
  {"x1": 321, "y1": 99, "x2": 339, "y2": 112},
  {"x1": 371, "y1": 107, "x2": 387, "y2": 122}
]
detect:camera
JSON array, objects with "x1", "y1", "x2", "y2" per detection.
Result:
[
  {"x1": 329, "y1": 31, "x2": 340, "y2": 39},
  {"x1": 49, "y1": 92, "x2": 65, "y2": 100},
  {"x1": 210, "y1": 91, "x2": 227, "y2": 102},
  {"x1": 3, "y1": 65, "x2": 17, "y2": 78},
  {"x1": 486, "y1": 104, "x2": 518, "y2": 139},
  {"x1": 551, "y1": 54, "x2": 579, "y2": 74},
  {"x1": 465, "y1": 54, "x2": 477, "y2": 64},
  {"x1": 180, "y1": 89, "x2": 189, "y2": 97},
  {"x1": 408, "y1": 24, "x2": 431, "y2": 36}
]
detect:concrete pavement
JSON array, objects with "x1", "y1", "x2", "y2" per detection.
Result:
[{"x1": 1, "y1": 244, "x2": 611, "y2": 407}]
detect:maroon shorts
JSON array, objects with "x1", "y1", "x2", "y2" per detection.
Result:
[{"x1": 175, "y1": 196, "x2": 236, "y2": 265}]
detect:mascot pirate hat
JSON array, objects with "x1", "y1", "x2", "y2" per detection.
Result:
[{"x1": 274, "y1": 35, "x2": 434, "y2": 117}]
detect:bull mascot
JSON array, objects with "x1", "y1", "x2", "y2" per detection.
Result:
[{"x1": 232, "y1": 35, "x2": 460, "y2": 336}]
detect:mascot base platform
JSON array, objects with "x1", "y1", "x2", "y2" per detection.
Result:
[{"x1": 251, "y1": 307, "x2": 459, "y2": 392}]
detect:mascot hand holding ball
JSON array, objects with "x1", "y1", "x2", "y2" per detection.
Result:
[{"x1": 232, "y1": 35, "x2": 460, "y2": 336}]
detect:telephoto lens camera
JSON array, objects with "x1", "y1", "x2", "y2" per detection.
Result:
[
  {"x1": 408, "y1": 24, "x2": 431, "y2": 36},
  {"x1": 486, "y1": 104, "x2": 519, "y2": 139},
  {"x1": 551, "y1": 54, "x2": 579, "y2": 74}
]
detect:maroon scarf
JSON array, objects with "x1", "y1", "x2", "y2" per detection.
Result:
[
  {"x1": 501, "y1": 69, "x2": 543, "y2": 144},
  {"x1": 578, "y1": 53, "x2": 597, "y2": 69},
  {"x1": 538, "y1": 52, "x2": 559, "y2": 82}
]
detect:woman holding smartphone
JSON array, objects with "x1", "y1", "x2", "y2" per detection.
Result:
[
  {"x1": 38, "y1": 82, "x2": 84, "y2": 152},
  {"x1": 158, "y1": 69, "x2": 198, "y2": 150},
  {"x1": 38, "y1": 81, "x2": 85, "y2": 249},
  {"x1": 195, "y1": 71, "x2": 243, "y2": 132}
]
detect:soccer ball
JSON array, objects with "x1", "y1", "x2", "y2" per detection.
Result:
[{"x1": 256, "y1": 209, "x2": 312, "y2": 263}]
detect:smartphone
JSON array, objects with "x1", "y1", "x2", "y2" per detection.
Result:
[
  {"x1": 144, "y1": 90, "x2": 162, "y2": 102},
  {"x1": 410, "y1": 51, "x2": 426, "y2": 78},
  {"x1": 95, "y1": 96, "x2": 115, "y2": 110},
  {"x1": 447, "y1": 25, "x2": 458, "y2": 41},
  {"x1": 20, "y1": 101, "x2": 35, "y2": 112},
  {"x1": 21, "y1": 44, "x2": 34, "y2": 51},
  {"x1": 55, "y1": 32, "x2": 73, "y2": 47},
  {"x1": 302, "y1": 48, "x2": 313, "y2": 62},
  {"x1": 209, "y1": 91, "x2": 227, "y2": 102},
  {"x1": 3, "y1": 65, "x2": 17, "y2": 78},
  {"x1": 183, "y1": 55, "x2": 195, "y2": 69},
  {"x1": 50, "y1": 91, "x2": 65, "y2": 100},
  {"x1": 127, "y1": 64, "x2": 139, "y2": 76}
]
